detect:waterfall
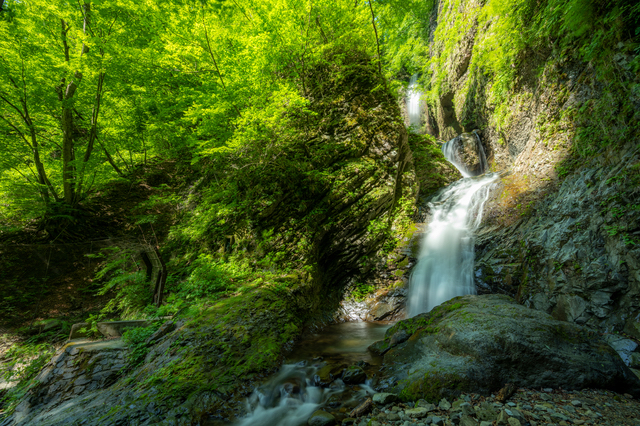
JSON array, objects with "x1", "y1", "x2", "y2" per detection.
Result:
[
  {"x1": 407, "y1": 74, "x2": 421, "y2": 130},
  {"x1": 407, "y1": 135, "x2": 498, "y2": 317}
]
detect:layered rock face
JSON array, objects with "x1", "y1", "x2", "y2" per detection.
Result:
[
  {"x1": 476, "y1": 143, "x2": 640, "y2": 333},
  {"x1": 372, "y1": 295, "x2": 640, "y2": 402},
  {"x1": 407, "y1": 0, "x2": 639, "y2": 337},
  {"x1": 11, "y1": 340, "x2": 128, "y2": 424}
]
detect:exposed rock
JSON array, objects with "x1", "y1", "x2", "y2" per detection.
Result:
[
  {"x1": 372, "y1": 392, "x2": 398, "y2": 405},
  {"x1": 374, "y1": 294, "x2": 640, "y2": 402},
  {"x1": 475, "y1": 401, "x2": 498, "y2": 421},
  {"x1": 438, "y1": 398, "x2": 452, "y2": 410},
  {"x1": 441, "y1": 133, "x2": 486, "y2": 176},
  {"x1": 342, "y1": 366, "x2": 366, "y2": 385},
  {"x1": 96, "y1": 320, "x2": 150, "y2": 338},
  {"x1": 475, "y1": 143, "x2": 640, "y2": 333},
  {"x1": 496, "y1": 383, "x2": 517, "y2": 403},
  {"x1": 603, "y1": 333, "x2": 639, "y2": 367},
  {"x1": 10, "y1": 339, "x2": 127, "y2": 424},
  {"x1": 315, "y1": 364, "x2": 346, "y2": 387},
  {"x1": 405, "y1": 407, "x2": 429, "y2": 418},
  {"x1": 68, "y1": 322, "x2": 90, "y2": 340},
  {"x1": 349, "y1": 397, "x2": 372, "y2": 418},
  {"x1": 308, "y1": 410, "x2": 336, "y2": 426}
]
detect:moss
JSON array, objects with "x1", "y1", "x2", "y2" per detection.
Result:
[
  {"x1": 399, "y1": 372, "x2": 472, "y2": 402},
  {"x1": 386, "y1": 299, "x2": 467, "y2": 338}
]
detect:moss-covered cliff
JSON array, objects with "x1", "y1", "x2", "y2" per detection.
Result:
[{"x1": 379, "y1": 0, "x2": 639, "y2": 334}]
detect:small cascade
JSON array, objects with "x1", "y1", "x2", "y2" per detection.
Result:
[
  {"x1": 408, "y1": 133, "x2": 498, "y2": 317},
  {"x1": 407, "y1": 74, "x2": 421, "y2": 130},
  {"x1": 226, "y1": 322, "x2": 386, "y2": 426},
  {"x1": 232, "y1": 363, "x2": 375, "y2": 426},
  {"x1": 441, "y1": 132, "x2": 488, "y2": 177}
]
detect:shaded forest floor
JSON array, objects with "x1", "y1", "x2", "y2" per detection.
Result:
[{"x1": 0, "y1": 159, "x2": 185, "y2": 337}]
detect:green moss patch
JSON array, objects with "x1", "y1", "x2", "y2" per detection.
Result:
[{"x1": 399, "y1": 372, "x2": 472, "y2": 402}]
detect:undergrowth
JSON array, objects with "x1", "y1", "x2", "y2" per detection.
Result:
[{"x1": 0, "y1": 339, "x2": 56, "y2": 415}]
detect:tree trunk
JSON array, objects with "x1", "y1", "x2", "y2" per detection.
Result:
[
  {"x1": 153, "y1": 248, "x2": 167, "y2": 307},
  {"x1": 75, "y1": 71, "x2": 105, "y2": 202},
  {"x1": 98, "y1": 137, "x2": 124, "y2": 176},
  {"x1": 61, "y1": 73, "x2": 81, "y2": 204}
]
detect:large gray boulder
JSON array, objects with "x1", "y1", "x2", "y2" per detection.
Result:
[{"x1": 372, "y1": 294, "x2": 640, "y2": 402}]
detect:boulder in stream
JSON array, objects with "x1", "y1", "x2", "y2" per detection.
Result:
[{"x1": 372, "y1": 294, "x2": 640, "y2": 401}]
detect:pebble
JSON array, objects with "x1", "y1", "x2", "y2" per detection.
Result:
[{"x1": 343, "y1": 388, "x2": 640, "y2": 426}]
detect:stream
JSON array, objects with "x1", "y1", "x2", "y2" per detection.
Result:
[
  {"x1": 227, "y1": 322, "x2": 390, "y2": 426},
  {"x1": 224, "y1": 77, "x2": 499, "y2": 426}
]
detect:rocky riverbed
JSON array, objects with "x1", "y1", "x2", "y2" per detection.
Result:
[{"x1": 317, "y1": 387, "x2": 640, "y2": 426}]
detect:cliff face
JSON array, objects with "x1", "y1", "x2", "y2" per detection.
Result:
[{"x1": 409, "y1": 0, "x2": 640, "y2": 335}]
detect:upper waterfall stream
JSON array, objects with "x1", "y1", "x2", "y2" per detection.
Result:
[{"x1": 407, "y1": 74, "x2": 421, "y2": 130}]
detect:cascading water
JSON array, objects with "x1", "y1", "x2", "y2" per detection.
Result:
[
  {"x1": 407, "y1": 74, "x2": 421, "y2": 130},
  {"x1": 233, "y1": 363, "x2": 375, "y2": 426},
  {"x1": 226, "y1": 323, "x2": 384, "y2": 426},
  {"x1": 407, "y1": 134, "x2": 498, "y2": 317}
]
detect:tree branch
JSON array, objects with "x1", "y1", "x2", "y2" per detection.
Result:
[
  {"x1": 368, "y1": 1, "x2": 383, "y2": 77},
  {"x1": 201, "y1": 6, "x2": 242, "y2": 118}
]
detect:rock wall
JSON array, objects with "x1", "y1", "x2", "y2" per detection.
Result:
[
  {"x1": 9, "y1": 340, "x2": 128, "y2": 425},
  {"x1": 476, "y1": 143, "x2": 640, "y2": 333},
  {"x1": 408, "y1": 0, "x2": 640, "y2": 335}
]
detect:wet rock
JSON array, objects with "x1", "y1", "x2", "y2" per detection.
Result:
[
  {"x1": 342, "y1": 366, "x2": 366, "y2": 385},
  {"x1": 308, "y1": 410, "x2": 336, "y2": 426},
  {"x1": 475, "y1": 145, "x2": 640, "y2": 333},
  {"x1": 374, "y1": 294, "x2": 640, "y2": 401},
  {"x1": 441, "y1": 133, "x2": 485, "y2": 176},
  {"x1": 389, "y1": 329, "x2": 410, "y2": 347},
  {"x1": 315, "y1": 364, "x2": 347, "y2": 386},
  {"x1": 372, "y1": 392, "x2": 398, "y2": 405},
  {"x1": 349, "y1": 398, "x2": 373, "y2": 418}
]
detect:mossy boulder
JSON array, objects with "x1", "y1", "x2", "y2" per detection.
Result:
[{"x1": 373, "y1": 294, "x2": 640, "y2": 402}]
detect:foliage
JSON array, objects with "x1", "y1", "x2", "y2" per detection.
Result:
[
  {"x1": 599, "y1": 161, "x2": 640, "y2": 246},
  {"x1": 350, "y1": 281, "x2": 376, "y2": 302},
  {"x1": 0, "y1": 339, "x2": 56, "y2": 413},
  {"x1": 88, "y1": 246, "x2": 152, "y2": 320},
  {"x1": 121, "y1": 324, "x2": 159, "y2": 369},
  {"x1": 0, "y1": 0, "x2": 380, "y2": 230}
]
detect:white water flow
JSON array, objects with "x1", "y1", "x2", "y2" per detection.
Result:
[
  {"x1": 407, "y1": 74, "x2": 421, "y2": 130},
  {"x1": 408, "y1": 137, "x2": 498, "y2": 317},
  {"x1": 228, "y1": 323, "x2": 384, "y2": 426}
]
